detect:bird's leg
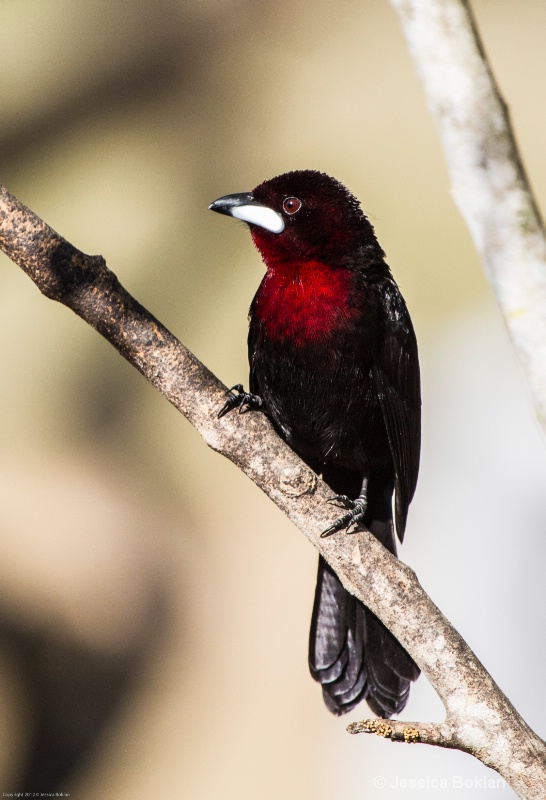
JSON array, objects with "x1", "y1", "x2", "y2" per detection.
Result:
[
  {"x1": 322, "y1": 477, "x2": 368, "y2": 537},
  {"x1": 218, "y1": 384, "x2": 265, "y2": 419}
]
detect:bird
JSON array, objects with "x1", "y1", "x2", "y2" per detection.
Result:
[{"x1": 209, "y1": 170, "x2": 421, "y2": 717}]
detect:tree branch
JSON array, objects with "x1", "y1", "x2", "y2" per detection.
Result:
[
  {"x1": 1, "y1": 182, "x2": 545, "y2": 797},
  {"x1": 347, "y1": 719, "x2": 455, "y2": 749},
  {"x1": 390, "y1": 0, "x2": 546, "y2": 432}
]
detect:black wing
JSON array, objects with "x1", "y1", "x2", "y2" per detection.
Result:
[{"x1": 371, "y1": 279, "x2": 421, "y2": 541}]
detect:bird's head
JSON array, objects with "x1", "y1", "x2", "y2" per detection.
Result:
[{"x1": 209, "y1": 170, "x2": 384, "y2": 269}]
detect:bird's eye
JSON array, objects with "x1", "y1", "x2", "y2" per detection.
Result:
[{"x1": 282, "y1": 197, "x2": 302, "y2": 215}]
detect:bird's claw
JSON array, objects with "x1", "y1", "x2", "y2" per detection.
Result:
[
  {"x1": 321, "y1": 497, "x2": 368, "y2": 537},
  {"x1": 326, "y1": 494, "x2": 353, "y2": 508},
  {"x1": 218, "y1": 384, "x2": 264, "y2": 419}
]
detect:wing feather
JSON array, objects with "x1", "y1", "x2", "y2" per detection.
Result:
[{"x1": 371, "y1": 280, "x2": 421, "y2": 541}]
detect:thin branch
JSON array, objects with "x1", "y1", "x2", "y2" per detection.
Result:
[
  {"x1": 1, "y1": 184, "x2": 545, "y2": 798},
  {"x1": 347, "y1": 719, "x2": 457, "y2": 750},
  {"x1": 391, "y1": 0, "x2": 546, "y2": 432}
]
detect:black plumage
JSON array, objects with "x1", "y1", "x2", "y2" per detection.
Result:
[{"x1": 211, "y1": 170, "x2": 421, "y2": 716}]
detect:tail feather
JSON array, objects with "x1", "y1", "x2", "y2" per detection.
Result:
[
  {"x1": 365, "y1": 612, "x2": 412, "y2": 716},
  {"x1": 325, "y1": 608, "x2": 364, "y2": 697},
  {"x1": 382, "y1": 626, "x2": 421, "y2": 682},
  {"x1": 309, "y1": 464, "x2": 419, "y2": 716},
  {"x1": 308, "y1": 562, "x2": 351, "y2": 681},
  {"x1": 322, "y1": 665, "x2": 368, "y2": 715},
  {"x1": 321, "y1": 603, "x2": 368, "y2": 712},
  {"x1": 309, "y1": 556, "x2": 419, "y2": 717}
]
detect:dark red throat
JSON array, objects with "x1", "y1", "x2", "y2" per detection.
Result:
[{"x1": 252, "y1": 245, "x2": 359, "y2": 346}]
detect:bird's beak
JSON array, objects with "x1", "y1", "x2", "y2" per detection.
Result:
[{"x1": 208, "y1": 192, "x2": 285, "y2": 234}]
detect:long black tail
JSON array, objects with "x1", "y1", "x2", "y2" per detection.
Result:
[{"x1": 308, "y1": 469, "x2": 419, "y2": 716}]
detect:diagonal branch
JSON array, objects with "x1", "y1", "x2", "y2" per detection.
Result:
[{"x1": 1, "y1": 183, "x2": 545, "y2": 797}]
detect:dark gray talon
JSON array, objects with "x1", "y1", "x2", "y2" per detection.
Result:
[
  {"x1": 326, "y1": 494, "x2": 353, "y2": 508},
  {"x1": 218, "y1": 384, "x2": 264, "y2": 419},
  {"x1": 321, "y1": 497, "x2": 368, "y2": 537}
]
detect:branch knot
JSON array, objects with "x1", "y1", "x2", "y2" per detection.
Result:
[{"x1": 277, "y1": 465, "x2": 317, "y2": 497}]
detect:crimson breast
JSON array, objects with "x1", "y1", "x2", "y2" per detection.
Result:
[{"x1": 252, "y1": 259, "x2": 360, "y2": 346}]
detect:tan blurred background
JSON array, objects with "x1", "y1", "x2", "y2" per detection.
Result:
[{"x1": 0, "y1": 1, "x2": 545, "y2": 798}]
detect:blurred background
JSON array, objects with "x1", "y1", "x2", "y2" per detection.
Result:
[{"x1": 0, "y1": 1, "x2": 545, "y2": 797}]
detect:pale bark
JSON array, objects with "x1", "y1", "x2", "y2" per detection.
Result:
[{"x1": 391, "y1": 0, "x2": 546, "y2": 432}]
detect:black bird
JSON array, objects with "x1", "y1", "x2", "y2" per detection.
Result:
[{"x1": 209, "y1": 170, "x2": 421, "y2": 716}]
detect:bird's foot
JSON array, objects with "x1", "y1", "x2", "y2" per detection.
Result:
[
  {"x1": 322, "y1": 495, "x2": 368, "y2": 537},
  {"x1": 218, "y1": 384, "x2": 264, "y2": 419}
]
